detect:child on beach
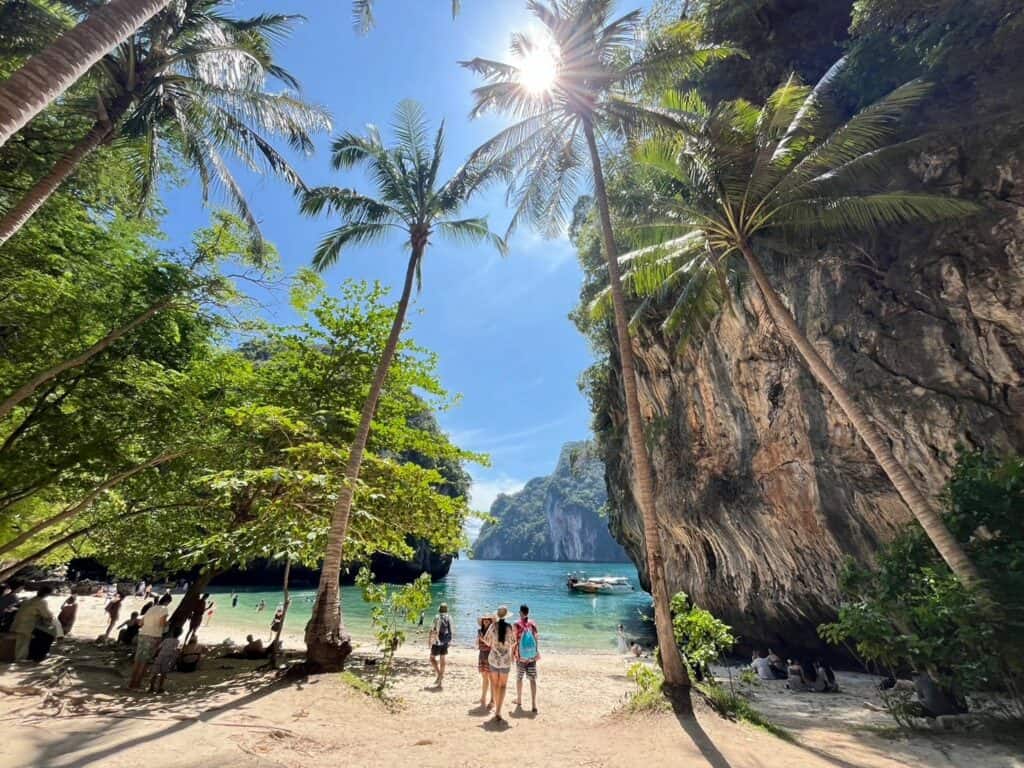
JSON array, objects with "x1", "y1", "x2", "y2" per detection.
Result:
[{"x1": 477, "y1": 615, "x2": 494, "y2": 708}]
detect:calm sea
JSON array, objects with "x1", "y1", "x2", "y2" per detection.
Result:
[{"x1": 208, "y1": 559, "x2": 654, "y2": 652}]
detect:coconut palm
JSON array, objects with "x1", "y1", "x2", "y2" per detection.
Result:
[
  {"x1": 298, "y1": 100, "x2": 505, "y2": 670},
  {"x1": 458, "y1": 0, "x2": 736, "y2": 691},
  {"x1": 614, "y1": 64, "x2": 984, "y2": 586},
  {"x1": 0, "y1": 2, "x2": 329, "y2": 248},
  {"x1": 351, "y1": 0, "x2": 462, "y2": 33},
  {"x1": 0, "y1": 0, "x2": 173, "y2": 148}
]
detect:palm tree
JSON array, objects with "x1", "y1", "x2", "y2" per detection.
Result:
[
  {"x1": 0, "y1": 2, "x2": 329, "y2": 248},
  {"x1": 351, "y1": 0, "x2": 462, "y2": 33},
  {"x1": 615, "y1": 64, "x2": 984, "y2": 586},
  {"x1": 0, "y1": 0, "x2": 173, "y2": 148},
  {"x1": 460, "y1": 0, "x2": 732, "y2": 691},
  {"x1": 298, "y1": 100, "x2": 505, "y2": 670}
]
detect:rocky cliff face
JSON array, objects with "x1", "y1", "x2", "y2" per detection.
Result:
[
  {"x1": 602, "y1": 125, "x2": 1024, "y2": 649},
  {"x1": 474, "y1": 441, "x2": 629, "y2": 562}
]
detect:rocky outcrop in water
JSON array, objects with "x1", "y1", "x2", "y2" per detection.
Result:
[{"x1": 474, "y1": 441, "x2": 628, "y2": 562}]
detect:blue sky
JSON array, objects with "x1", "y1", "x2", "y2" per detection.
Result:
[{"x1": 159, "y1": 1, "x2": 619, "y2": 536}]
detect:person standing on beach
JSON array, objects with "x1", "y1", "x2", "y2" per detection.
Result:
[
  {"x1": 513, "y1": 604, "x2": 540, "y2": 713},
  {"x1": 428, "y1": 603, "x2": 453, "y2": 687},
  {"x1": 11, "y1": 587, "x2": 55, "y2": 661},
  {"x1": 103, "y1": 592, "x2": 122, "y2": 639},
  {"x1": 58, "y1": 595, "x2": 78, "y2": 635},
  {"x1": 616, "y1": 624, "x2": 629, "y2": 654},
  {"x1": 129, "y1": 593, "x2": 171, "y2": 688},
  {"x1": 149, "y1": 625, "x2": 182, "y2": 694},
  {"x1": 477, "y1": 615, "x2": 494, "y2": 708},
  {"x1": 484, "y1": 606, "x2": 516, "y2": 723}
]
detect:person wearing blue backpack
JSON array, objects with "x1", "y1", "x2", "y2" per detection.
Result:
[{"x1": 513, "y1": 604, "x2": 540, "y2": 713}]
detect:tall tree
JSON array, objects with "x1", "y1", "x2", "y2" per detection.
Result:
[
  {"x1": 0, "y1": 0, "x2": 172, "y2": 148},
  {"x1": 0, "y1": 2, "x2": 329, "y2": 247},
  {"x1": 460, "y1": 0, "x2": 727, "y2": 692},
  {"x1": 297, "y1": 101, "x2": 504, "y2": 670},
  {"x1": 616, "y1": 64, "x2": 984, "y2": 586}
]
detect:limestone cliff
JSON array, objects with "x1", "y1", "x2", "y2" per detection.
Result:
[
  {"x1": 474, "y1": 441, "x2": 629, "y2": 562},
  {"x1": 585, "y1": 1, "x2": 1024, "y2": 651}
]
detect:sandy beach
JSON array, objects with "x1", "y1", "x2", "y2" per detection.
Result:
[{"x1": 0, "y1": 593, "x2": 1021, "y2": 768}]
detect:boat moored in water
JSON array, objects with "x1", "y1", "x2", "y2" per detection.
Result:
[{"x1": 566, "y1": 573, "x2": 634, "y2": 594}]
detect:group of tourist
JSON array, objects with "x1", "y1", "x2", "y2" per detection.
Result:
[
  {"x1": 425, "y1": 603, "x2": 541, "y2": 724},
  {"x1": 750, "y1": 649, "x2": 838, "y2": 693}
]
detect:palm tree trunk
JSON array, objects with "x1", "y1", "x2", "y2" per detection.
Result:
[
  {"x1": 738, "y1": 240, "x2": 983, "y2": 587},
  {"x1": 305, "y1": 244, "x2": 423, "y2": 671},
  {"x1": 0, "y1": 119, "x2": 111, "y2": 246},
  {"x1": 0, "y1": 451, "x2": 180, "y2": 557},
  {"x1": 0, "y1": 297, "x2": 173, "y2": 423},
  {"x1": 0, "y1": 0, "x2": 169, "y2": 148},
  {"x1": 583, "y1": 121, "x2": 691, "y2": 695}
]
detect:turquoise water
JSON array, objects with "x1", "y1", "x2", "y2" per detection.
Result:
[{"x1": 209, "y1": 560, "x2": 654, "y2": 651}]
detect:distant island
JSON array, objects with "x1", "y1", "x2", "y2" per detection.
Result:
[{"x1": 473, "y1": 441, "x2": 628, "y2": 562}]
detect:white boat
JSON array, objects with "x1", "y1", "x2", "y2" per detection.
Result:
[{"x1": 566, "y1": 574, "x2": 634, "y2": 594}]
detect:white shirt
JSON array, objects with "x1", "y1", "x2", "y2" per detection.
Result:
[
  {"x1": 752, "y1": 656, "x2": 775, "y2": 680},
  {"x1": 140, "y1": 604, "x2": 168, "y2": 637}
]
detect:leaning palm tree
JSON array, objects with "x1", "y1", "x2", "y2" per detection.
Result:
[
  {"x1": 460, "y1": 0, "x2": 735, "y2": 691},
  {"x1": 615, "y1": 64, "x2": 984, "y2": 586},
  {"x1": 298, "y1": 100, "x2": 505, "y2": 670},
  {"x1": 0, "y1": 2, "x2": 329, "y2": 248},
  {"x1": 351, "y1": 0, "x2": 462, "y2": 33},
  {"x1": 0, "y1": 0, "x2": 173, "y2": 148}
]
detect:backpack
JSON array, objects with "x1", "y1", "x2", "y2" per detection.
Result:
[
  {"x1": 436, "y1": 615, "x2": 452, "y2": 645},
  {"x1": 518, "y1": 622, "x2": 538, "y2": 661}
]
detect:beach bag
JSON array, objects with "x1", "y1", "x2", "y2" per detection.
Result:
[
  {"x1": 437, "y1": 615, "x2": 452, "y2": 645},
  {"x1": 519, "y1": 623, "x2": 537, "y2": 660}
]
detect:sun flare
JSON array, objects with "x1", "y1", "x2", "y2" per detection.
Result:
[{"x1": 517, "y1": 43, "x2": 559, "y2": 95}]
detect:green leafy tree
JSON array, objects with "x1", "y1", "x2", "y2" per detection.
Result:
[
  {"x1": 669, "y1": 591, "x2": 735, "y2": 682},
  {"x1": 0, "y1": 1, "x2": 330, "y2": 247},
  {"x1": 297, "y1": 100, "x2": 503, "y2": 671},
  {"x1": 460, "y1": 0, "x2": 735, "y2": 692},
  {"x1": 613, "y1": 65, "x2": 983, "y2": 587}
]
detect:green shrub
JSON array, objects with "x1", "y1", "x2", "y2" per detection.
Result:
[
  {"x1": 670, "y1": 591, "x2": 736, "y2": 682},
  {"x1": 697, "y1": 680, "x2": 792, "y2": 741},
  {"x1": 819, "y1": 451, "x2": 1024, "y2": 719},
  {"x1": 624, "y1": 662, "x2": 671, "y2": 713},
  {"x1": 356, "y1": 567, "x2": 433, "y2": 692}
]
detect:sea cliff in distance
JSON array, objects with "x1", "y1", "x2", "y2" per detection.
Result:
[{"x1": 473, "y1": 441, "x2": 628, "y2": 562}]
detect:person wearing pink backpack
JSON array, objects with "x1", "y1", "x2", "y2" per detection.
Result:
[{"x1": 513, "y1": 604, "x2": 540, "y2": 713}]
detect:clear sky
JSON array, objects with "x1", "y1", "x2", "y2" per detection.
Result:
[{"x1": 159, "y1": 1, "x2": 619, "y2": 535}]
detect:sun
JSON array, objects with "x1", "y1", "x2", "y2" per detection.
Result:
[{"x1": 517, "y1": 40, "x2": 559, "y2": 95}]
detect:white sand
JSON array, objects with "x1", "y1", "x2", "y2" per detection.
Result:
[{"x1": 0, "y1": 593, "x2": 1020, "y2": 767}]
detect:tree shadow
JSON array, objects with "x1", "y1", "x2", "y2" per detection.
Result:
[{"x1": 671, "y1": 698, "x2": 734, "y2": 768}]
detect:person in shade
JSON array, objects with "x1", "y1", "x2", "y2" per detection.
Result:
[
  {"x1": 116, "y1": 611, "x2": 141, "y2": 646},
  {"x1": 11, "y1": 587, "x2": 55, "y2": 661},
  {"x1": 483, "y1": 606, "x2": 517, "y2": 723},
  {"x1": 149, "y1": 625, "x2": 183, "y2": 694},
  {"x1": 513, "y1": 604, "x2": 540, "y2": 713},
  {"x1": 129, "y1": 593, "x2": 171, "y2": 689},
  {"x1": 178, "y1": 635, "x2": 204, "y2": 672},
  {"x1": 751, "y1": 650, "x2": 776, "y2": 681},
  {"x1": 428, "y1": 603, "x2": 453, "y2": 687},
  {"x1": 187, "y1": 593, "x2": 208, "y2": 642},
  {"x1": 102, "y1": 592, "x2": 122, "y2": 639},
  {"x1": 58, "y1": 595, "x2": 78, "y2": 636}
]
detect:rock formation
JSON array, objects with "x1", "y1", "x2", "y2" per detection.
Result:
[
  {"x1": 583, "y1": 1, "x2": 1024, "y2": 651},
  {"x1": 474, "y1": 441, "x2": 628, "y2": 562}
]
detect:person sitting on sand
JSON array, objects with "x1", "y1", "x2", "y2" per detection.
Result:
[
  {"x1": 767, "y1": 649, "x2": 787, "y2": 679},
  {"x1": 751, "y1": 650, "x2": 776, "y2": 681},
  {"x1": 428, "y1": 603, "x2": 453, "y2": 687},
  {"x1": 178, "y1": 636, "x2": 204, "y2": 672},
  {"x1": 477, "y1": 616, "x2": 494, "y2": 708},
  {"x1": 244, "y1": 634, "x2": 266, "y2": 658},
  {"x1": 149, "y1": 625, "x2": 182, "y2": 693},
  {"x1": 484, "y1": 606, "x2": 516, "y2": 723},
  {"x1": 813, "y1": 659, "x2": 838, "y2": 692},
  {"x1": 0, "y1": 584, "x2": 19, "y2": 632},
  {"x1": 630, "y1": 643, "x2": 643, "y2": 658},
  {"x1": 117, "y1": 612, "x2": 141, "y2": 646},
  {"x1": 58, "y1": 595, "x2": 78, "y2": 636},
  {"x1": 786, "y1": 658, "x2": 810, "y2": 691}
]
